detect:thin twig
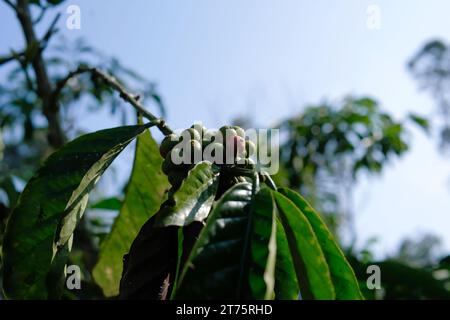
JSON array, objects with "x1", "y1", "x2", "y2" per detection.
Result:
[
  {"x1": 52, "y1": 66, "x2": 174, "y2": 135},
  {"x1": 33, "y1": 5, "x2": 48, "y2": 24},
  {"x1": 41, "y1": 13, "x2": 60, "y2": 43},
  {"x1": 0, "y1": 52, "x2": 22, "y2": 66}
]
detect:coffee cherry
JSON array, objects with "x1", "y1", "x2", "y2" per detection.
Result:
[
  {"x1": 191, "y1": 123, "x2": 207, "y2": 137},
  {"x1": 223, "y1": 135, "x2": 245, "y2": 161},
  {"x1": 231, "y1": 126, "x2": 245, "y2": 138},
  {"x1": 245, "y1": 140, "x2": 256, "y2": 157},
  {"x1": 203, "y1": 142, "x2": 224, "y2": 164},
  {"x1": 189, "y1": 139, "x2": 203, "y2": 163},
  {"x1": 159, "y1": 133, "x2": 180, "y2": 158},
  {"x1": 203, "y1": 130, "x2": 216, "y2": 143},
  {"x1": 220, "y1": 126, "x2": 237, "y2": 140},
  {"x1": 162, "y1": 150, "x2": 179, "y2": 174},
  {"x1": 181, "y1": 128, "x2": 201, "y2": 142}
]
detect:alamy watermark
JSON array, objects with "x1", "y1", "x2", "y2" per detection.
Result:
[
  {"x1": 66, "y1": 264, "x2": 81, "y2": 290},
  {"x1": 66, "y1": 5, "x2": 81, "y2": 30},
  {"x1": 366, "y1": 264, "x2": 381, "y2": 290}
]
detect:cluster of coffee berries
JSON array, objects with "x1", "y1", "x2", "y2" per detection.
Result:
[{"x1": 159, "y1": 124, "x2": 256, "y2": 189}]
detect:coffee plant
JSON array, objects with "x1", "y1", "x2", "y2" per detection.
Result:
[{"x1": 0, "y1": 64, "x2": 363, "y2": 299}]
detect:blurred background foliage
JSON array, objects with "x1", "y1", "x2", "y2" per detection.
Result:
[{"x1": 1, "y1": 0, "x2": 449, "y2": 299}]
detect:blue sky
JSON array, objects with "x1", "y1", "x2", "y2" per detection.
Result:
[{"x1": 2, "y1": 0, "x2": 450, "y2": 258}]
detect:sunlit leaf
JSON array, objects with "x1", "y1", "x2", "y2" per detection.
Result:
[
  {"x1": 278, "y1": 188, "x2": 363, "y2": 299},
  {"x1": 273, "y1": 191, "x2": 335, "y2": 299}
]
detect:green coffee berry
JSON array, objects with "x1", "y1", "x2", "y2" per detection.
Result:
[
  {"x1": 189, "y1": 139, "x2": 203, "y2": 163},
  {"x1": 245, "y1": 140, "x2": 256, "y2": 157},
  {"x1": 232, "y1": 126, "x2": 245, "y2": 138},
  {"x1": 203, "y1": 130, "x2": 216, "y2": 143},
  {"x1": 159, "y1": 133, "x2": 180, "y2": 158},
  {"x1": 169, "y1": 147, "x2": 184, "y2": 166},
  {"x1": 220, "y1": 126, "x2": 237, "y2": 140},
  {"x1": 190, "y1": 139, "x2": 202, "y2": 151},
  {"x1": 203, "y1": 142, "x2": 224, "y2": 164},
  {"x1": 182, "y1": 128, "x2": 201, "y2": 142},
  {"x1": 162, "y1": 150, "x2": 179, "y2": 174},
  {"x1": 191, "y1": 123, "x2": 207, "y2": 137}
]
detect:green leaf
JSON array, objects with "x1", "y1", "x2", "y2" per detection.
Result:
[
  {"x1": 119, "y1": 162, "x2": 219, "y2": 299},
  {"x1": 92, "y1": 128, "x2": 169, "y2": 297},
  {"x1": 248, "y1": 188, "x2": 277, "y2": 299},
  {"x1": 154, "y1": 162, "x2": 220, "y2": 227},
  {"x1": 278, "y1": 188, "x2": 363, "y2": 299},
  {"x1": 2, "y1": 125, "x2": 149, "y2": 299},
  {"x1": 175, "y1": 183, "x2": 277, "y2": 299},
  {"x1": 273, "y1": 191, "x2": 335, "y2": 300},
  {"x1": 90, "y1": 197, "x2": 122, "y2": 211},
  {"x1": 408, "y1": 112, "x2": 430, "y2": 133},
  {"x1": 274, "y1": 218, "x2": 299, "y2": 299}
]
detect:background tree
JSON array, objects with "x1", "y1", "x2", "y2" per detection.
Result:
[
  {"x1": 0, "y1": 0, "x2": 165, "y2": 299},
  {"x1": 409, "y1": 39, "x2": 450, "y2": 150},
  {"x1": 274, "y1": 97, "x2": 427, "y2": 241}
]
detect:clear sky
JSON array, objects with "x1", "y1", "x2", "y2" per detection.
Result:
[{"x1": 2, "y1": 0, "x2": 450, "y2": 258}]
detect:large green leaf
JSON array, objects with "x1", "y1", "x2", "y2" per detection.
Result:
[
  {"x1": 278, "y1": 188, "x2": 363, "y2": 299},
  {"x1": 273, "y1": 191, "x2": 335, "y2": 300},
  {"x1": 154, "y1": 162, "x2": 220, "y2": 227},
  {"x1": 119, "y1": 217, "x2": 179, "y2": 299},
  {"x1": 118, "y1": 162, "x2": 220, "y2": 299},
  {"x1": 2, "y1": 125, "x2": 149, "y2": 299},
  {"x1": 92, "y1": 128, "x2": 169, "y2": 297},
  {"x1": 274, "y1": 218, "x2": 299, "y2": 299},
  {"x1": 175, "y1": 183, "x2": 277, "y2": 299}
]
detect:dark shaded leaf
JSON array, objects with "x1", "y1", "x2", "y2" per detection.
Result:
[
  {"x1": 176, "y1": 183, "x2": 277, "y2": 299},
  {"x1": 2, "y1": 125, "x2": 149, "y2": 299},
  {"x1": 119, "y1": 217, "x2": 179, "y2": 299}
]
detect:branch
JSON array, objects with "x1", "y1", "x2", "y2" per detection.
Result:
[
  {"x1": 41, "y1": 12, "x2": 60, "y2": 43},
  {"x1": 33, "y1": 4, "x2": 48, "y2": 24},
  {"x1": 0, "y1": 52, "x2": 22, "y2": 66},
  {"x1": 52, "y1": 66, "x2": 174, "y2": 135}
]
